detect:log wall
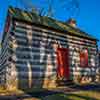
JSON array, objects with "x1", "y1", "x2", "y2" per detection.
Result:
[{"x1": 0, "y1": 19, "x2": 98, "y2": 89}]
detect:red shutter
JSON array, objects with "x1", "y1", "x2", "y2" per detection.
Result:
[{"x1": 80, "y1": 49, "x2": 88, "y2": 67}]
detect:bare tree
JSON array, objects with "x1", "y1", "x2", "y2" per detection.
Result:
[
  {"x1": 44, "y1": 0, "x2": 80, "y2": 17},
  {"x1": 60, "y1": 0, "x2": 80, "y2": 17},
  {"x1": 7, "y1": 0, "x2": 80, "y2": 18}
]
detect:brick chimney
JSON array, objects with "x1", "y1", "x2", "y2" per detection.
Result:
[{"x1": 67, "y1": 18, "x2": 76, "y2": 27}]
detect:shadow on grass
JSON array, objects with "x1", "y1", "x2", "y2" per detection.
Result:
[
  {"x1": 14, "y1": 83, "x2": 100, "y2": 100},
  {"x1": 69, "y1": 83, "x2": 100, "y2": 92},
  {"x1": 16, "y1": 88, "x2": 61, "y2": 100},
  {"x1": 41, "y1": 92, "x2": 100, "y2": 100},
  {"x1": 16, "y1": 86, "x2": 100, "y2": 100}
]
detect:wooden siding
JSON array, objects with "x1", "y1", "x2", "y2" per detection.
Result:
[{"x1": 13, "y1": 21, "x2": 97, "y2": 78}]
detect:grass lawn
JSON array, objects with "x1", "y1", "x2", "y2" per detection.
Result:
[
  {"x1": 42, "y1": 91, "x2": 100, "y2": 100},
  {"x1": 0, "y1": 85, "x2": 100, "y2": 100},
  {"x1": 1, "y1": 90, "x2": 99, "y2": 100}
]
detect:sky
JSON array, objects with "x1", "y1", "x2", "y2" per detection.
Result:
[{"x1": 0, "y1": 0, "x2": 100, "y2": 48}]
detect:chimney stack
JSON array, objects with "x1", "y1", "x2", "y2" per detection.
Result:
[{"x1": 67, "y1": 18, "x2": 76, "y2": 27}]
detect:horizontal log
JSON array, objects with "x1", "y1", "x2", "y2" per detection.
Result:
[
  {"x1": 13, "y1": 71, "x2": 56, "y2": 78},
  {"x1": 8, "y1": 46, "x2": 96, "y2": 59},
  {"x1": 0, "y1": 57, "x2": 8, "y2": 66},
  {"x1": 2, "y1": 32, "x2": 10, "y2": 47},
  {"x1": 0, "y1": 69, "x2": 6, "y2": 74},
  {"x1": 8, "y1": 42, "x2": 97, "y2": 56},
  {"x1": 14, "y1": 21, "x2": 96, "y2": 44},
  {"x1": 13, "y1": 28, "x2": 96, "y2": 47}
]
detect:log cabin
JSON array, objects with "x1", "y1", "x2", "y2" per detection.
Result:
[{"x1": 0, "y1": 6, "x2": 99, "y2": 90}]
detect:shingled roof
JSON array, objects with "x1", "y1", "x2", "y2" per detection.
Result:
[{"x1": 8, "y1": 6, "x2": 97, "y2": 41}]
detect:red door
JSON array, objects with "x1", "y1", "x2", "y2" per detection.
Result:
[{"x1": 57, "y1": 48, "x2": 70, "y2": 79}]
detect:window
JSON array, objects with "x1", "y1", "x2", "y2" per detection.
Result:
[{"x1": 80, "y1": 49, "x2": 88, "y2": 67}]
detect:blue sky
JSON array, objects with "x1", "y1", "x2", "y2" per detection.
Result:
[{"x1": 0, "y1": 0, "x2": 100, "y2": 48}]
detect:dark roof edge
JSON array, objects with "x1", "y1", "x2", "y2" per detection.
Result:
[{"x1": 63, "y1": 22, "x2": 98, "y2": 41}]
